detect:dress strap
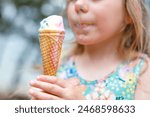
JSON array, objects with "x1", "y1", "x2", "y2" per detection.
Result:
[{"x1": 132, "y1": 54, "x2": 147, "y2": 77}]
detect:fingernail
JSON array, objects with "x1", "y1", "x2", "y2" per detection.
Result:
[
  {"x1": 30, "y1": 80, "x2": 35, "y2": 85},
  {"x1": 37, "y1": 75, "x2": 41, "y2": 79},
  {"x1": 29, "y1": 89, "x2": 34, "y2": 95}
]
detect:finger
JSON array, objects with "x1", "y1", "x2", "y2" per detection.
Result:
[
  {"x1": 31, "y1": 97, "x2": 37, "y2": 100},
  {"x1": 66, "y1": 78, "x2": 80, "y2": 87},
  {"x1": 36, "y1": 75, "x2": 67, "y2": 87},
  {"x1": 28, "y1": 87, "x2": 42, "y2": 100},
  {"x1": 63, "y1": 85, "x2": 87, "y2": 100},
  {"x1": 30, "y1": 80, "x2": 64, "y2": 97},
  {"x1": 45, "y1": 77, "x2": 80, "y2": 88},
  {"x1": 37, "y1": 76, "x2": 80, "y2": 88},
  {"x1": 29, "y1": 89, "x2": 62, "y2": 100},
  {"x1": 29, "y1": 86, "x2": 43, "y2": 92},
  {"x1": 36, "y1": 75, "x2": 57, "y2": 84}
]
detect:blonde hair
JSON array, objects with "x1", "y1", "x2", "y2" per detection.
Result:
[
  {"x1": 66, "y1": 0, "x2": 150, "y2": 60},
  {"x1": 119, "y1": 0, "x2": 150, "y2": 60}
]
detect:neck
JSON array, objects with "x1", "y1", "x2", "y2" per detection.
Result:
[
  {"x1": 75, "y1": 37, "x2": 123, "y2": 81},
  {"x1": 82, "y1": 38, "x2": 121, "y2": 63}
]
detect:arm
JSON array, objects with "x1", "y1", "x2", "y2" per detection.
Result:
[{"x1": 134, "y1": 58, "x2": 150, "y2": 100}]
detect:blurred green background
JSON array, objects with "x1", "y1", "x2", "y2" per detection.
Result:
[
  {"x1": 0, "y1": 0, "x2": 150, "y2": 99},
  {"x1": 0, "y1": 0, "x2": 74, "y2": 99}
]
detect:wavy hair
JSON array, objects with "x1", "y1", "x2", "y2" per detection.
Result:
[
  {"x1": 66, "y1": 0, "x2": 150, "y2": 60},
  {"x1": 119, "y1": 0, "x2": 150, "y2": 59}
]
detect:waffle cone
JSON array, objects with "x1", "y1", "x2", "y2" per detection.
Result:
[{"x1": 39, "y1": 30, "x2": 64, "y2": 76}]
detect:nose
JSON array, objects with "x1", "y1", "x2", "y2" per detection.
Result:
[{"x1": 74, "y1": 0, "x2": 88, "y2": 13}]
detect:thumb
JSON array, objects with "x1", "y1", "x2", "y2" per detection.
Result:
[{"x1": 65, "y1": 78, "x2": 80, "y2": 87}]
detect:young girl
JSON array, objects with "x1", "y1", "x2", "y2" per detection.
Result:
[{"x1": 29, "y1": 0, "x2": 150, "y2": 100}]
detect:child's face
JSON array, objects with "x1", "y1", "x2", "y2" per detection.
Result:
[{"x1": 67, "y1": 0, "x2": 126, "y2": 45}]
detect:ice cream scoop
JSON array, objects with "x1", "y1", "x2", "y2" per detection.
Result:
[{"x1": 39, "y1": 15, "x2": 65, "y2": 31}]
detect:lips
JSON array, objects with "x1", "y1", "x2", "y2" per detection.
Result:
[{"x1": 75, "y1": 22, "x2": 94, "y2": 29}]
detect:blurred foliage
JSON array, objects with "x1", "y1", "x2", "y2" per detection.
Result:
[
  {"x1": 0, "y1": 0, "x2": 149, "y2": 98},
  {"x1": 0, "y1": 0, "x2": 66, "y2": 43},
  {"x1": 0, "y1": 0, "x2": 66, "y2": 94}
]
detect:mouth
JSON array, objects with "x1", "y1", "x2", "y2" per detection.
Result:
[{"x1": 74, "y1": 22, "x2": 94, "y2": 29}]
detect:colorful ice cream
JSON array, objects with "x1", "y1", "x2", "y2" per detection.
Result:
[
  {"x1": 39, "y1": 15, "x2": 65, "y2": 76},
  {"x1": 39, "y1": 15, "x2": 65, "y2": 31}
]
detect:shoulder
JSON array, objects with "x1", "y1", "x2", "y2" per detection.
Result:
[
  {"x1": 134, "y1": 56, "x2": 150, "y2": 100},
  {"x1": 139, "y1": 55, "x2": 150, "y2": 81}
]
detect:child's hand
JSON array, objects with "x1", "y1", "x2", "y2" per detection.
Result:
[{"x1": 29, "y1": 75, "x2": 86, "y2": 100}]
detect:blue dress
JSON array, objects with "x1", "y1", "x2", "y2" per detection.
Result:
[{"x1": 56, "y1": 56, "x2": 145, "y2": 100}]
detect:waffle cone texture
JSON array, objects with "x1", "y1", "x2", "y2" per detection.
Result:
[{"x1": 39, "y1": 30, "x2": 64, "y2": 76}]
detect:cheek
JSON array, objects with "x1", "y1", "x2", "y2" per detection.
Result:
[
  {"x1": 67, "y1": 7, "x2": 76, "y2": 29},
  {"x1": 95, "y1": 1, "x2": 126, "y2": 32},
  {"x1": 96, "y1": 10, "x2": 125, "y2": 37}
]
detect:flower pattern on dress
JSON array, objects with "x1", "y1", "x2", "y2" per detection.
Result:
[
  {"x1": 56, "y1": 57, "x2": 144, "y2": 100},
  {"x1": 84, "y1": 81, "x2": 116, "y2": 100}
]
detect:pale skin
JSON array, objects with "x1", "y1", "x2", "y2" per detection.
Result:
[
  {"x1": 29, "y1": 76, "x2": 86, "y2": 100},
  {"x1": 29, "y1": 0, "x2": 150, "y2": 100},
  {"x1": 134, "y1": 59, "x2": 150, "y2": 100}
]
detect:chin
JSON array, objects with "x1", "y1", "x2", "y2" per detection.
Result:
[
  {"x1": 76, "y1": 39, "x2": 95, "y2": 45},
  {"x1": 75, "y1": 35, "x2": 97, "y2": 45}
]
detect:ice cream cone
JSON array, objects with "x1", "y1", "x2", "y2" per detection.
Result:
[
  {"x1": 39, "y1": 15, "x2": 65, "y2": 76},
  {"x1": 39, "y1": 30, "x2": 65, "y2": 76}
]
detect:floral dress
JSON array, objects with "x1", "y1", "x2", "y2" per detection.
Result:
[{"x1": 56, "y1": 56, "x2": 145, "y2": 100}]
